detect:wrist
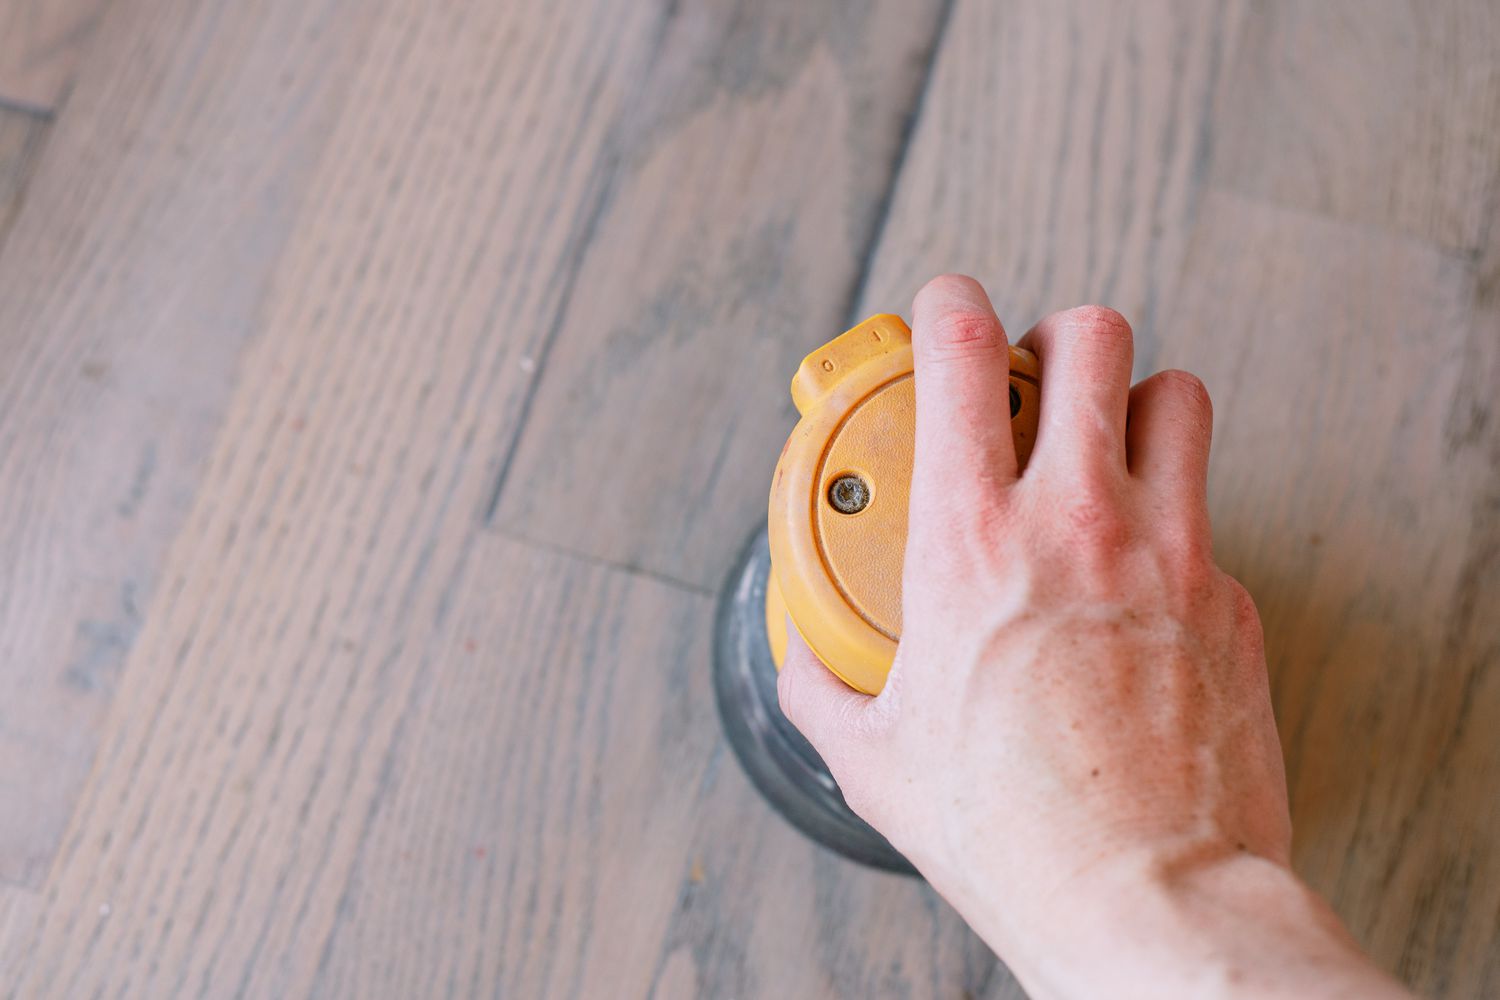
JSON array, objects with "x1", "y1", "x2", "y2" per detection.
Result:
[{"x1": 949, "y1": 845, "x2": 1410, "y2": 1000}]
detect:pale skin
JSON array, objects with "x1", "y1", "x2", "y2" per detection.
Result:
[{"x1": 777, "y1": 275, "x2": 1414, "y2": 999}]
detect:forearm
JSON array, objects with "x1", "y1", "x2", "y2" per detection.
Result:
[{"x1": 944, "y1": 851, "x2": 1412, "y2": 1000}]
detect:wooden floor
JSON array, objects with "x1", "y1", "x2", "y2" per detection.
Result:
[{"x1": 0, "y1": 0, "x2": 1497, "y2": 996}]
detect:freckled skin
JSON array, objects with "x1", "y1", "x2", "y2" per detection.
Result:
[{"x1": 778, "y1": 276, "x2": 1412, "y2": 1000}]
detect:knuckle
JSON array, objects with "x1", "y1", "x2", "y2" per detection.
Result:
[
  {"x1": 1226, "y1": 577, "x2": 1267, "y2": 656},
  {"x1": 1224, "y1": 574, "x2": 1261, "y2": 623},
  {"x1": 1157, "y1": 369, "x2": 1213, "y2": 420},
  {"x1": 1162, "y1": 540, "x2": 1219, "y2": 611},
  {"x1": 911, "y1": 487, "x2": 1015, "y2": 568},
  {"x1": 1162, "y1": 522, "x2": 1214, "y2": 567},
  {"x1": 921, "y1": 309, "x2": 1005, "y2": 361},
  {"x1": 1055, "y1": 490, "x2": 1131, "y2": 550},
  {"x1": 1054, "y1": 305, "x2": 1133, "y2": 341},
  {"x1": 1035, "y1": 305, "x2": 1134, "y2": 373}
]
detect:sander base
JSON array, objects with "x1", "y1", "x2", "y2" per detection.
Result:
[{"x1": 712, "y1": 527, "x2": 915, "y2": 875}]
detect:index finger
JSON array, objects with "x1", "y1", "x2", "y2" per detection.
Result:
[{"x1": 909, "y1": 275, "x2": 1018, "y2": 511}]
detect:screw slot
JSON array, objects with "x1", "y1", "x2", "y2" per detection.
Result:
[
  {"x1": 828, "y1": 475, "x2": 871, "y2": 514},
  {"x1": 1009, "y1": 383, "x2": 1021, "y2": 418}
]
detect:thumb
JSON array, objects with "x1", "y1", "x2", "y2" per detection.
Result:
[{"x1": 776, "y1": 619, "x2": 873, "y2": 760}]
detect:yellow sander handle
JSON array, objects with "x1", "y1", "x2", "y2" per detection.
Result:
[{"x1": 765, "y1": 314, "x2": 1040, "y2": 694}]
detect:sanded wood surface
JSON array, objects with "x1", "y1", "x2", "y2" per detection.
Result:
[
  {"x1": 1187, "y1": 15, "x2": 1500, "y2": 990},
  {"x1": 0, "y1": 887, "x2": 38, "y2": 963},
  {"x1": 1214, "y1": 0, "x2": 1500, "y2": 255},
  {"x1": 859, "y1": 0, "x2": 1246, "y2": 359},
  {"x1": 0, "y1": 0, "x2": 1496, "y2": 996},
  {"x1": 490, "y1": 0, "x2": 949, "y2": 588},
  {"x1": 1, "y1": 0, "x2": 672, "y2": 991},
  {"x1": 1163, "y1": 192, "x2": 1500, "y2": 998},
  {"x1": 0, "y1": 0, "x2": 109, "y2": 111},
  {"x1": 0, "y1": 0, "x2": 400, "y2": 887}
]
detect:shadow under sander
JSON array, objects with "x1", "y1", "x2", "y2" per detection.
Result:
[{"x1": 713, "y1": 314, "x2": 1040, "y2": 874}]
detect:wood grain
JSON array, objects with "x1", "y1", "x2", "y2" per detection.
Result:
[
  {"x1": 858, "y1": 0, "x2": 1246, "y2": 362},
  {"x1": 1214, "y1": 0, "x2": 1500, "y2": 255},
  {"x1": 1161, "y1": 190, "x2": 1500, "y2": 997},
  {"x1": 0, "y1": 0, "x2": 1495, "y2": 995},
  {"x1": 2, "y1": 0, "x2": 719, "y2": 994},
  {"x1": 489, "y1": 0, "x2": 950, "y2": 590},
  {"x1": 305, "y1": 538, "x2": 721, "y2": 998},
  {"x1": 1199, "y1": 17, "x2": 1500, "y2": 990},
  {"x1": 0, "y1": 0, "x2": 109, "y2": 111},
  {"x1": 0, "y1": 0, "x2": 395, "y2": 886},
  {"x1": 0, "y1": 106, "x2": 43, "y2": 247},
  {"x1": 0, "y1": 886, "x2": 39, "y2": 965}
]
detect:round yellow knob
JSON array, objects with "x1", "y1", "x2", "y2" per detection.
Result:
[{"x1": 766, "y1": 314, "x2": 1039, "y2": 694}]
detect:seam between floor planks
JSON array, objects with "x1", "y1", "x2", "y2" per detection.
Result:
[
  {"x1": 491, "y1": 528, "x2": 715, "y2": 597},
  {"x1": 0, "y1": 96, "x2": 55, "y2": 120},
  {"x1": 0, "y1": 104, "x2": 47, "y2": 255},
  {"x1": 482, "y1": 0, "x2": 955, "y2": 592},
  {"x1": 838, "y1": 0, "x2": 960, "y2": 330}
]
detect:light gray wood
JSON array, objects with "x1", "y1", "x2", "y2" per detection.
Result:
[
  {"x1": 0, "y1": 0, "x2": 391, "y2": 885},
  {"x1": 488, "y1": 0, "x2": 950, "y2": 590},
  {"x1": 0, "y1": 0, "x2": 110, "y2": 111},
  {"x1": 0, "y1": 0, "x2": 1496, "y2": 994},
  {"x1": 304, "y1": 537, "x2": 720, "y2": 998},
  {"x1": 1214, "y1": 0, "x2": 1500, "y2": 255},
  {"x1": 1161, "y1": 190, "x2": 1499, "y2": 998},
  {"x1": 1196, "y1": 14, "x2": 1500, "y2": 989},
  {"x1": 0, "y1": 886, "x2": 40, "y2": 966},
  {"x1": 859, "y1": 0, "x2": 1247, "y2": 363}
]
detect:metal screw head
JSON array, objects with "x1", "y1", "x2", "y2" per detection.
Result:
[{"x1": 828, "y1": 474, "x2": 870, "y2": 514}]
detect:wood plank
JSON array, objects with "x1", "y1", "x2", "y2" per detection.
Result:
[
  {"x1": 1213, "y1": 0, "x2": 1500, "y2": 255},
  {"x1": 858, "y1": 0, "x2": 1246, "y2": 364},
  {"x1": 0, "y1": 105, "x2": 44, "y2": 247},
  {"x1": 488, "y1": 0, "x2": 951, "y2": 590},
  {"x1": 0, "y1": 0, "x2": 109, "y2": 111},
  {"x1": 309, "y1": 540, "x2": 722, "y2": 998},
  {"x1": 0, "y1": 0, "x2": 730, "y2": 993},
  {"x1": 1160, "y1": 190, "x2": 1499, "y2": 998},
  {"x1": 311, "y1": 535, "x2": 1026, "y2": 999},
  {"x1": 0, "y1": 0, "x2": 396, "y2": 886}
]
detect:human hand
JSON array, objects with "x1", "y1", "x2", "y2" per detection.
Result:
[{"x1": 777, "y1": 275, "x2": 1410, "y2": 998}]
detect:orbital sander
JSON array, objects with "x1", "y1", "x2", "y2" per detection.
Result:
[{"x1": 713, "y1": 313, "x2": 1040, "y2": 873}]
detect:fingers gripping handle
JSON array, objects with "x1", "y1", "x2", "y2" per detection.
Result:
[{"x1": 768, "y1": 314, "x2": 1039, "y2": 693}]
